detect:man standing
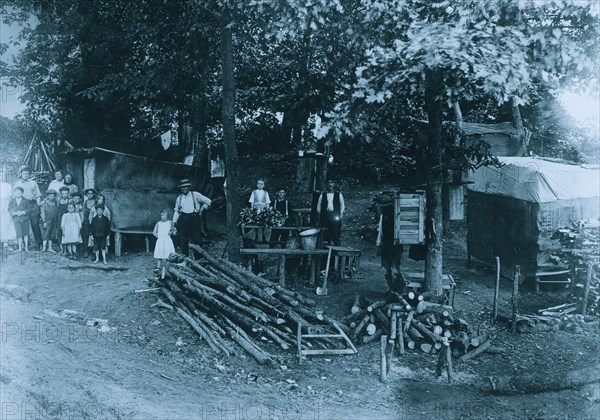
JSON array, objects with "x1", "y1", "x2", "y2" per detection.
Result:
[
  {"x1": 13, "y1": 167, "x2": 43, "y2": 250},
  {"x1": 316, "y1": 179, "x2": 345, "y2": 246},
  {"x1": 172, "y1": 179, "x2": 211, "y2": 256},
  {"x1": 376, "y1": 201, "x2": 404, "y2": 293}
]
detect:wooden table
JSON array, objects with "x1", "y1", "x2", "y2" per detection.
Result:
[
  {"x1": 240, "y1": 248, "x2": 329, "y2": 287},
  {"x1": 241, "y1": 225, "x2": 324, "y2": 247},
  {"x1": 113, "y1": 229, "x2": 152, "y2": 257},
  {"x1": 400, "y1": 271, "x2": 457, "y2": 307}
]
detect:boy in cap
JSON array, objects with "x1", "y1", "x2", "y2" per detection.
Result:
[{"x1": 8, "y1": 186, "x2": 30, "y2": 252}]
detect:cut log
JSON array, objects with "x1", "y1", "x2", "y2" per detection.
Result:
[
  {"x1": 351, "y1": 294, "x2": 361, "y2": 314},
  {"x1": 406, "y1": 326, "x2": 423, "y2": 341},
  {"x1": 420, "y1": 343, "x2": 433, "y2": 353},
  {"x1": 410, "y1": 319, "x2": 442, "y2": 344},
  {"x1": 445, "y1": 344, "x2": 453, "y2": 383},
  {"x1": 396, "y1": 313, "x2": 405, "y2": 356},
  {"x1": 380, "y1": 335, "x2": 387, "y2": 382},
  {"x1": 373, "y1": 309, "x2": 391, "y2": 331},
  {"x1": 390, "y1": 310, "x2": 398, "y2": 339},
  {"x1": 404, "y1": 311, "x2": 414, "y2": 333},
  {"x1": 367, "y1": 300, "x2": 387, "y2": 313},
  {"x1": 363, "y1": 329, "x2": 383, "y2": 345},
  {"x1": 366, "y1": 323, "x2": 377, "y2": 335},
  {"x1": 351, "y1": 315, "x2": 371, "y2": 339},
  {"x1": 459, "y1": 340, "x2": 492, "y2": 362}
]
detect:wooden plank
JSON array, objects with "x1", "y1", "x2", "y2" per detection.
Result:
[
  {"x1": 418, "y1": 194, "x2": 425, "y2": 243},
  {"x1": 301, "y1": 349, "x2": 357, "y2": 356},
  {"x1": 240, "y1": 248, "x2": 328, "y2": 255}
]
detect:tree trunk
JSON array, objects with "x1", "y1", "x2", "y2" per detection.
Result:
[
  {"x1": 424, "y1": 70, "x2": 444, "y2": 295},
  {"x1": 220, "y1": 6, "x2": 241, "y2": 262}
]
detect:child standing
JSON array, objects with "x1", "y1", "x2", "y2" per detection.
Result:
[
  {"x1": 153, "y1": 209, "x2": 175, "y2": 278},
  {"x1": 248, "y1": 178, "x2": 271, "y2": 211},
  {"x1": 61, "y1": 202, "x2": 82, "y2": 259},
  {"x1": 56, "y1": 186, "x2": 71, "y2": 254},
  {"x1": 90, "y1": 204, "x2": 111, "y2": 264},
  {"x1": 8, "y1": 186, "x2": 30, "y2": 252},
  {"x1": 40, "y1": 189, "x2": 59, "y2": 252}
]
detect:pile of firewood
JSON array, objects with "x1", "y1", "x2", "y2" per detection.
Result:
[
  {"x1": 341, "y1": 293, "x2": 490, "y2": 360},
  {"x1": 550, "y1": 223, "x2": 600, "y2": 315},
  {"x1": 153, "y1": 244, "x2": 347, "y2": 365}
]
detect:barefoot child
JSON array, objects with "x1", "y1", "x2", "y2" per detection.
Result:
[
  {"x1": 8, "y1": 186, "x2": 30, "y2": 252},
  {"x1": 153, "y1": 209, "x2": 175, "y2": 278},
  {"x1": 90, "y1": 205, "x2": 111, "y2": 264},
  {"x1": 40, "y1": 189, "x2": 59, "y2": 252},
  {"x1": 61, "y1": 202, "x2": 82, "y2": 259}
]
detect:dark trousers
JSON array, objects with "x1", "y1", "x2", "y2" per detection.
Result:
[
  {"x1": 321, "y1": 212, "x2": 341, "y2": 246},
  {"x1": 381, "y1": 244, "x2": 404, "y2": 292},
  {"x1": 178, "y1": 213, "x2": 199, "y2": 256},
  {"x1": 28, "y1": 201, "x2": 42, "y2": 246}
]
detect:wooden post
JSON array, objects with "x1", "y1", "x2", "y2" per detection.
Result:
[
  {"x1": 114, "y1": 231, "x2": 122, "y2": 257},
  {"x1": 512, "y1": 265, "x2": 520, "y2": 333},
  {"x1": 492, "y1": 256, "x2": 500, "y2": 323},
  {"x1": 297, "y1": 323, "x2": 303, "y2": 365},
  {"x1": 145, "y1": 235, "x2": 150, "y2": 253},
  {"x1": 581, "y1": 262, "x2": 593, "y2": 315},
  {"x1": 278, "y1": 255, "x2": 286, "y2": 287},
  {"x1": 397, "y1": 313, "x2": 405, "y2": 356},
  {"x1": 445, "y1": 344, "x2": 453, "y2": 383},
  {"x1": 386, "y1": 339, "x2": 394, "y2": 374},
  {"x1": 380, "y1": 335, "x2": 387, "y2": 382}
]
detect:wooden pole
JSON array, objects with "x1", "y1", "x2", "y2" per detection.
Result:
[
  {"x1": 493, "y1": 256, "x2": 500, "y2": 323},
  {"x1": 445, "y1": 344, "x2": 453, "y2": 383},
  {"x1": 380, "y1": 335, "x2": 387, "y2": 382},
  {"x1": 512, "y1": 265, "x2": 520, "y2": 333},
  {"x1": 581, "y1": 262, "x2": 593, "y2": 315},
  {"x1": 397, "y1": 313, "x2": 405, "y2": 356}
]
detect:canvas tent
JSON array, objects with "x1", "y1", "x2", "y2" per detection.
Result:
[
  {"x1": 65, "y1": 148, "x2": 209, "y2": 232},
  {"x1": 467, "y1": 157, "x2": 600, "y2": 278}
]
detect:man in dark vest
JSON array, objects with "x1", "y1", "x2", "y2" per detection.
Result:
[
  {"x1": 376, "y1": 201, "x2": 404, "y2": 293},
  {"x1": 316, "y1": 179, "x2": 345, "y2": 246}
]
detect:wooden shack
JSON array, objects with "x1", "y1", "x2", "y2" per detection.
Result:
[
  {"x1": 65, "y1": 148, "x2": 209, "y2": 255},
  {"x1": 467, "y1": 157, "x2": 600, "y2": 278}
]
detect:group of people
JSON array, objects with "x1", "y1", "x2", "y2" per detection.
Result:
[
  {"x1": 246, "y1": 177, "x2": 346, "y2": 246},
  {"x1": 0, "y1": 167, "x2": 112, "y2": 263}
]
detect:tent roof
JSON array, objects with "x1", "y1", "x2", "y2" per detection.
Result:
[
  {"x1": 66, "y1": 147, "x2": 203, "y2": 168},
  {"x1": 468, "y1": 156, "x2": 600, "y2": 202}
]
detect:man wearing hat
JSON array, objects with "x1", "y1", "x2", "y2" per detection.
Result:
[
  {"x1": 13, "y1": 167, "x2": 43, "y2": 250},
  {"x1": 172, "y1": 179, "x2": 212, "y2": 256},
  {"x1": 316, "y1": 179, "x2": 345, "y2": 246}
]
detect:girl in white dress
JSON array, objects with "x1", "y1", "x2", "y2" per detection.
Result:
[
  {"x1": 61, "y1": 203, "x2": 82, "y2": 259},
  {"x1": 153, "y1": 209, "x2": 175, "y2": 278}
]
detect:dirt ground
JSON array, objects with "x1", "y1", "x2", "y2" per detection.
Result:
[{"x1": 1, "y1": 189, "x2": 599, "y2": 420}]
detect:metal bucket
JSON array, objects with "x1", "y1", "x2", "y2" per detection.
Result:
[{"x1": 299, "y1": 228, "x2": 320, "y2": 250}]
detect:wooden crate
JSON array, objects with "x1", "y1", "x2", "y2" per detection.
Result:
[{"x1": 394, "y1": 192, "x2": 426, "y2": 245}]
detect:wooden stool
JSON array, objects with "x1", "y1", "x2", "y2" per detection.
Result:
[
  {"x1": 327, "y1": 246, "x2": 361, "y2": 280},
  {"x1": 534, "y1": 269, "x2": 571, "y2": 293},
  {"x1": 400, "y1": 272, "x2": 457, "y2": 307}
]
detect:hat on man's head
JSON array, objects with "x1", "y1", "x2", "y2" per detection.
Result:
[
  {"x1": 179, "y1": 179, "x2": 192, "y2": 189},
  {"x1": 84, "y1": 188, "x2": 97, "y2": 195},
  {"x1": 46, "y1": 189, "x2": 57, "y2": 196},
  {"x1": 13, "y1": 186, "x2": 24, "y2": 193}
]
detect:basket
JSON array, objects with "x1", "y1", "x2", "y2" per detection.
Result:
[{"x1": 299, "y1": 228, "x2": 320, "y2": 250}]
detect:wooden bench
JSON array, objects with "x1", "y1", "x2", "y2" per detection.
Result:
[
  {"x1": 113, "y1": 229, "x2": 153, "y2": 257},
  {"x1": 399, "y1": 272, "x2": 457, "y2": 307},
  {"x1": 240, "y1": 248, "x2": 329, "y2": 287},
  {"x1": 534, "y1": 269, "x2": 571, "y2": 293}
]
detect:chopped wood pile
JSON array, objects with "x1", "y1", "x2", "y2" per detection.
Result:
[
  {"x1": 501, "y1": 305, "x2": 600, "y2": 334},
  {"x1": 549, "y1": 223, "x2": 600, "y2": 315},
  {"x1": 153, "y1": 245, "x2": 349, "y2": 365},
  {"x1": 342, "y1": 293, "x2": 490, "y2": 360}
]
